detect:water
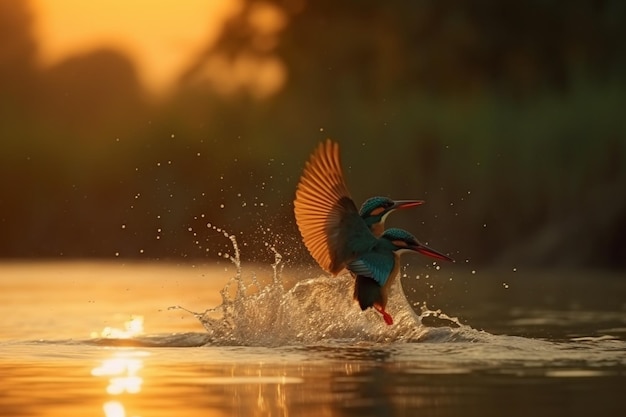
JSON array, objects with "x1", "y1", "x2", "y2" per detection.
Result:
[{"x1": 1, "y1": 247, "x2": 625, "y2": 416}]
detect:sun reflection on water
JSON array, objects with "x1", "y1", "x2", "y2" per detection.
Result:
[
  {"x1": 91, "y1": 350, "x2": 148, "y2": 417},
  {"x1": 103, "y1": 400, "x2": 133, "y2": 417},
  {"x1": 91, "y1": 316, "x2": 148, "y2": 417},
  {"x1": 91, "y1": 354, "x2": 145, "y2": 395}
]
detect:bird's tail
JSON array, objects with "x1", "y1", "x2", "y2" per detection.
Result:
[{"x1": 353, "y1": 275, "x2": 383, "y2": 311}]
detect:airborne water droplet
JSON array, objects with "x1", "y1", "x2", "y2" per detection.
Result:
[{"x1": 178, "y1": 225, "x2": 467, "y2": 346}]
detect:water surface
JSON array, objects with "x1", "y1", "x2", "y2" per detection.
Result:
[{"x1": 1, "y1": 260, "x2": 625, "y2": 417}]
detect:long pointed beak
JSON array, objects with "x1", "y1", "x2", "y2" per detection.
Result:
[
  {"x1": 413, "y1": 243, "x2": 454, "y2": 262},
  {"x1": 392, "y1": 199, "x2": 425, "y2": 210}
]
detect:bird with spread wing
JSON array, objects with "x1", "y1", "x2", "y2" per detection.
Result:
[{"x1": 294, "y1": 140, "x2": 453, "y2": 324}]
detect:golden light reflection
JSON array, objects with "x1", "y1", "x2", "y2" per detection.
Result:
[
  {"x1": 91, "y1": 355, "x2": 144, "y2": 394},
  {"x1": 90, "y1": 315, "x2": 148, "y2": 417},
  {"x1": 92, "y1": 351, "x2": 148, "y2": 417},
  {"x1": 90, "y1": 315, "x2": 144, "y2": 339},
  {"x1": 103, "y1": 400, "x2": 132, "y2": 417}
]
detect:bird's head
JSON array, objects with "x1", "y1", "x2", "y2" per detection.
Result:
[
  {"x1": 359, "y1": 197, "x2": 424, "y2": 236},
  {"x1": 380, "y1": 228, "x2": 454, "y2": 262}
]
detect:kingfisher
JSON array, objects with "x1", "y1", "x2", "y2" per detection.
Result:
[
  {"x1": 349, "y1": 228, "x2": 452, "y2": 325},
  {"x1": 294, "y1": 139, "x2": 453, "y2": 324}
]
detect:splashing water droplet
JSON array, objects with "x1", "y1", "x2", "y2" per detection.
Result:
[{"x1": 171, "y1": 226, "x2": 471, "y2": 347}]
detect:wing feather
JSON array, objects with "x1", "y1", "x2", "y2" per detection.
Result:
[
  {"x1": 294, "y1": 140, "x2": 360, "y2": 274},
  {"x1": 347, "y1": 251, "x2": 394, "y2": 287}
]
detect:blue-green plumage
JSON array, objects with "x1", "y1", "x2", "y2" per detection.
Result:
[
  {"x1": 348, "y1": 228, "x2": 453, "y2": 324},
  {"x1": 324, "y1": 197, "x2": 378, "y2": 273},
  {"x1": 347, "y1": 235, "x2": 397, "y2": 286},
  {"x1": 360, "y1": 197, "x2": 396, "y2": 223},
  {"x1": 326, "y1": 196, "x2": 426, "y2": 272},
  {"x1": 347, "y1": 228, "x2": 421, "y2": 324},
  {"x1": 359, "y1": 197, "x2": 423, "y2": 237},
  {"x1": 348, "y1": 228, "x2": 428, "y2": 288}
]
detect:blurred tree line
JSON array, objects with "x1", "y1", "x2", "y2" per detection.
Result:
[{"x1": 0, "y1": 0, "x2": 625, "y2": 268}]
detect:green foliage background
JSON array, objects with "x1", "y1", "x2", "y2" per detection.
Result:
[{"x1": 1, "y1": 1, "x2": 625, "y2": 268}]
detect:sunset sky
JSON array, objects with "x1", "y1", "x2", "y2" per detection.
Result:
[{"x1": 31, "y1": 0, "x2": 245, "y2": 95}]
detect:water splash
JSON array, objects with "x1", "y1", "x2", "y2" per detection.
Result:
[{"x1": 173, "y1": 228, "x2": 469, "y2": 347}]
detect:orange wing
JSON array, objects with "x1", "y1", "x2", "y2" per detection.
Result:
[{"x1": 294, "y1": 139, "x2": 359, "y2": 275}]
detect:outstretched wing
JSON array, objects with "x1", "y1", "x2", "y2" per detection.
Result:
[{"x1": 294, "y1": 140, "x2": 366, "y2": 275}]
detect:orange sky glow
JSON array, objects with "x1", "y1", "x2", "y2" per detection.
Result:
[{"x1": 30, "y1": 0, "x2": 285, "y2": 97}]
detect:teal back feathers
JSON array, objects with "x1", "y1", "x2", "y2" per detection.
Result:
[{"x1": 347, "y1": 228, "x2": 419, "y2": 287}]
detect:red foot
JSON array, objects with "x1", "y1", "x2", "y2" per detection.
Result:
[{"x1": 375, "y1": 305, "x2": 394, "y2": 325}]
